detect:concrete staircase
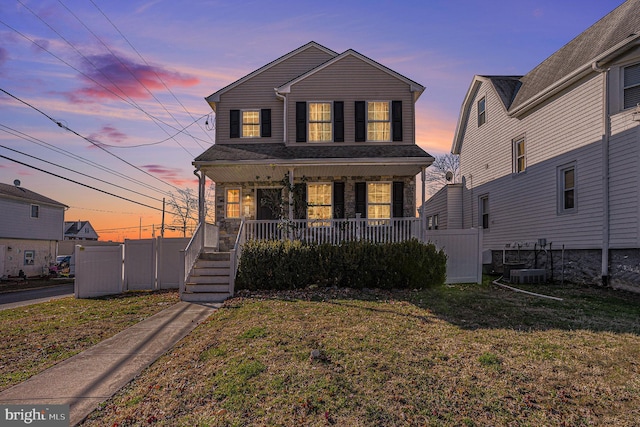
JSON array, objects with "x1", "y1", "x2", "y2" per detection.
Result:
[{"x1": 181, "y1": 251, "x2": 233, "y2": 303}]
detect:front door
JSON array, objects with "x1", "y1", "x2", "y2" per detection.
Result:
[{"x1": 256, "y1": 188, "x2": 281, "y2": 220}]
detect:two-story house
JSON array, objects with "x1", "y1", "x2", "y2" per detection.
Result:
[
  {"x1": 194, "y1": 41, "x2": 433, "y2": 250},
  {"x1": 0, "y1": 181, "x2": 68, "y2": 278},
  {"x1": 422, "y1": 0, "x2": 640, "y2": 291}
]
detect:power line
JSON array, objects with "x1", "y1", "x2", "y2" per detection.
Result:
[{"x1": 0, "y1": 153, "x2": 163, "y2": 212}]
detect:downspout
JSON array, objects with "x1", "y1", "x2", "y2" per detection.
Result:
[
  {"x1": 275, "y1": 90, "x2": 287, "y2": 143},
  {"x1": 592, "y1": 61, "x2": 610, "y2": 286},
  {"x1": 194, "y1": 168, "x2": 205, "y2": 249},
  {"x1": 421, "y1": 166, "x2": 426, "y2": 240}
]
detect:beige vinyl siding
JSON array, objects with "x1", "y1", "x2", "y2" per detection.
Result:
[
  {"x1": 422, "y1": 186, "x2": 448, "y2": 228},
  {"x1": 215, "y1": 47, "x2": 334, "y2": 144},
  {"x1": 284, "y1": 55, "x2": 415, "y2": 144},
  {"x1": 460, "y1": 74, "x2": 607, "y2": 249}
]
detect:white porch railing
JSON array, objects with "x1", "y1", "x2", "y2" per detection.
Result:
[
  {"x1": 179, "y1": 222, "x2": 218, "y2": 295},
  {"x1": 229, "y1": 218, "x2": 246, "y2": 297},
  {"x1": 244, "y1": 217, "x2": 422, "y2": 245}
]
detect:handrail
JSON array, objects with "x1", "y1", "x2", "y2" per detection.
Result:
[
  {"x1": 179, "y1": 222, "x2": 203, "y2": 296},
  {"x1": 229, "y1": 218, "x2": 246, "y2": 297}
]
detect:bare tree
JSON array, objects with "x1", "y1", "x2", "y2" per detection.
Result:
[
  {"x1": 425, "y1": 153, "x2": 461, "y2": 197},
  {"x1": 166, "y1": 183, "x2": 216, "y2": 237}
]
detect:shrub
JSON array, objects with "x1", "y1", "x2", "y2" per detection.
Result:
[{"x1": 235, "y1": 239, "x2": 446, "y2": 290}]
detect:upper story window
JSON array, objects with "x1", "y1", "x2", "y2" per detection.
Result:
[
  {"x1": 230, "y1": 109, "x2": 271, "y2": 139},
  {"x1": 367, "y1": 182, "x2": 391, "y2": 219},
  {"x1": 477, "y1": 97, "x2": 486, "y2": 127},
  {"x1": 307, "y1": 183, "x2": 332, "y2": 224},
  {"x1": 367, "y1": 101, "x2": 390, "y2": 141},
  {"x1": 225, "y1": 188, "x2": 241, "y2": 218},
  {"x1": 512, "y1": 136, "x2": 526, "y2": 173},
  {"x1": 623, "y1": 63, "x2": 640, "y2": 109},
  {"x1": 30, "y1": 204, "x2": 39, "y2": 218},
  {"x1": 558, "y1": 163, "x2": 576, "y2": 214},
  {"x1": 241, "y1": 110, "x2": 260, "y2": 137},
  {"x1": 308, "y1": 102, "x2": 332, "y2": 142}
]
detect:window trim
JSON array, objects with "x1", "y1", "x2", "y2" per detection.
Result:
[
  {"x1": 30, "y1": 204, "x2": 39, "y2": 219},
  {"x1": 477, "y1": 97, "x2": 486, "y2": 127},
  {"x1": 512, "y1": 135, "x2": 526, "y2": 174},
  {"x1": 557, "y1": 162, "x2": 577, "y2": 214},
  {"x1": 367, "y1": 181, "x2": 392, "y2": 220},
  {"x1": 308, "y1": 101, "x2": 333, "y2": 142},
  {"x1": 479, "y1": 195, "x2": 489, "y2": 229},
  {"x1": 225, "y1": 188, "x2": 242, "y2": 219},
  {"x1": 366, "y1": 101, "x2": 391, "y2": 142},
  {"x1": 240, "y1": 109, "x2": 260, "y2": 138}
]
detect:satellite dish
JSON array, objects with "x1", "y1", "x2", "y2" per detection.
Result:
[
  {"x1": 13, "y1": 179, "x2": 21, "y2": 187},
  {"x1": 445, "y1": 171, "x2": 453, "y2": 182}
]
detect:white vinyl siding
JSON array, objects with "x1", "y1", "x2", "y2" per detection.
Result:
[{"x1": 0, "y1": 198, "x2": 64, "y2": 240}]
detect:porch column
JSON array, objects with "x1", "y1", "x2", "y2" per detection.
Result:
[{"x1": 288, "y1": 167, "x2": 295, "y2": 220}]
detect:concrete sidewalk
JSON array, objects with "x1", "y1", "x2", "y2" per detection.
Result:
[{"x1": 0, "y1": 301, "x2": 218, "y2": 426}]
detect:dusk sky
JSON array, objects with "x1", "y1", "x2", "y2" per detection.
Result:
[{"x1": 0, "y1": 0, "x2": 625, "y2": 241}]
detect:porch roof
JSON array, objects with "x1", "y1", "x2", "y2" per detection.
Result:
[{"x1": 193, "y1": 143, "x2": 434, "y2": 182}]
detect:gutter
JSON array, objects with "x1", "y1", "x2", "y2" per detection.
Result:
[
  {"x1": 509, "y1": 34, "x2": 640, "y2": 118},
  {"x1": 591, "y1": 60, "x2": 610, "y2": 287}
]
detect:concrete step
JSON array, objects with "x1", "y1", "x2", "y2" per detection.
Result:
[
  {"x1": 181, "y1": 292, "x2": 230, "y2": 303},
  {"x1": 192, "y1": 267, "x2": 231, "y2": 276},
  {"x1": 194, "y1": 260, "x2": 230, "y2": 269},
  {"x1": 188, "y1": 275, "x2": 229, "y2": 284},
  {"x1": 199, "y1": 252, "x2": 231, "y2": 261},
  {"x1": 185, "y1": 283, "x2": 230, "y2": 293}
]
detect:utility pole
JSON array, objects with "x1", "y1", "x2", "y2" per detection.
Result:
[{"x1": 161, "y1": 198, "x2": 165, "y2": 237}]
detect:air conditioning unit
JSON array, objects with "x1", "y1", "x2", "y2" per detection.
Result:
[{"x1": 510, "y1": 269, "x2": 547, "y2": 284}]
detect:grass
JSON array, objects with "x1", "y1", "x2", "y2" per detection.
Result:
[
  {"x1": 78, "y1": 279, "x2": 640, "y2": 427},
  {"x1": 0, "y1": 290, "x2": 179, "y2": 391}
]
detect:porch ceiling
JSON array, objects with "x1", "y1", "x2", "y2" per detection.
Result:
[{"x1": 198, "y1": 160, "x2": 430, "y2": 182}]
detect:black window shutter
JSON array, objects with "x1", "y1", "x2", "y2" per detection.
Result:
[
  {"x1": 355, "y1": 182, "x2": 366, "y2": 218},
  {"x1": 294, "y1": 183, "x2": 307, "y2": 219},
  {"x1": 333, "y1": 101, "x2": 344, "y2": 142},
  {"x1": 333, "y1": 182, "x2": 345, "y2": 219},
  {"x1": 296, "y1": 102, "x2": 307, "y2": 142},
  {"x1": 230, "y1": 109, "x2": 240, "y2": 138},
  {"x1": 392, "y1": 101, "x2": 402, "y2": 141},
  {"x1": 393, "y1": 181, "x2": 404, "y2": 217},
  {"x1": 355, "y1": 101, "x2": 366, "y2": 142},
  {"x1": 260, "y1": 109, "x2": 271, "y2": 138}
]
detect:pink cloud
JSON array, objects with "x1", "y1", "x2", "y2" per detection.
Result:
[
  {"x1": 88, "y1": 125, "x2": 128, "y2": 145},
  {"x1": 67, "y1": 53, "x2": 199, "y2": 102},
  {"x1": 142, "y1": 164, "x2": 195, "y2": 186}
]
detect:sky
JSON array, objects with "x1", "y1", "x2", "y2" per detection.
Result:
[{"x1": 0, "y1": 0, "x2": 626, "y2": 241}]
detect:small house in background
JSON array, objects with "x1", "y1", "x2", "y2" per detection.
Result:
[
  {"x1": 0, "y1": 181, "x2": 67, "y2": 278},
  {"x1": 64, "y1": 220, "x2": 99, "y2": 241}
]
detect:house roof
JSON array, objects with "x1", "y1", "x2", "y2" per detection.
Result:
[
  {"x1": 276, "y1": 49, "x2": 425, "y2": 102},
  {"x1": 511, "y1": 0, "x2": 640, "y2": 112},
  {"x1": 453, "y1": 0, "x2": 640, "y2": 153},
  {"x1": 0, "y1": 182, "x2": 67, "y2": 208},
  {"x1": 64, "y1": 221, "x2": 87, "y2": 234},
  {"x1": 204, "y1": 42, "x2": 338, "y2": 106},
  {"x1": 194, "y1": 144, "x2": 433, "y2": 182}
]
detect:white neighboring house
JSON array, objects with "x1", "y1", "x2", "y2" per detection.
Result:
[
  {"x1": 64, "y1": 221, "x2": 99, "y2": 241},
  {"x1": 422, "y1": 0, "x2": 640, "y2": 291},
  {"x1": 0, "y1": 181, "x2": 68, "y2": 278}
]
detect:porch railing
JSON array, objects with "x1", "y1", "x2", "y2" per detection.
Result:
[
  {"x1": 229, "y1": 218, "x2": 246, "y2": 297},
  {"x1": 179, "y1": 222, "x2": 217, "y2": 295},
  {"x1": 244, "y1": 217, "x2": 422, "y2": 245}
]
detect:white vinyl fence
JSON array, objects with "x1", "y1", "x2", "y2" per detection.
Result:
[
  {"x1": 424, "y1": 228, "x2": 483, "y2": 284},
  {"x1": 74, "y1": 237, "x2": 189, "y2": 298}
]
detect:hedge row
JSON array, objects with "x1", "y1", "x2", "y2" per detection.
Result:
[{"x1": 235, "y1": 239, "x2": 447, "y2": 290}]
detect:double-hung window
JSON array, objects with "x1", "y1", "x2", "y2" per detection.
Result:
[
  {"x1": 513, "y1": 136, "x2": 526, "y2": 173},
  {"x1": 226, "y1": 188, "x2": 241, "y2": 218},
  {"x1": 367, "y1": 182, "x2": 391, "y2": 220},
  {"x1": 307, "y1": 183, "x2": 332, "y2": 225},
  {"x1": 308, "y1": 102, "x2": 332, "y2": 142},
  {"x1": 367, "y1": 101, "x2": 390, "y2": 141},
  {"x1": 479, "y1": 195, "x2": 489, "y2": 229},
  {"x1": 31, "y1": 204, "x2": 39, "y2": 218},
  {"x1": 478, "y1": 97, "x2": 486, "y2": 127},
  {"x1": 241, "y1": 110, "x2": 260, "y2": 137},
  {"x1": 558, "y1": 163, "x2": 576, "y2": 214},
  {"x1": 623, "y1": 63, "x2": 640, "y2": 109}
]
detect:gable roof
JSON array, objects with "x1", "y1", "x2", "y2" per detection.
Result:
[
  {"x1": 0, "y1": 182, "x2": 67, "y2": 208},
  {"x1": 276, "y1": 49, "x2": 425, "y2": 102},
  {"x1": 204, "y1": 41, "x2": 337, "y2": 107},
  {"x1": 453, "y1": 0, "x2": 640, "y2": 153}
]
